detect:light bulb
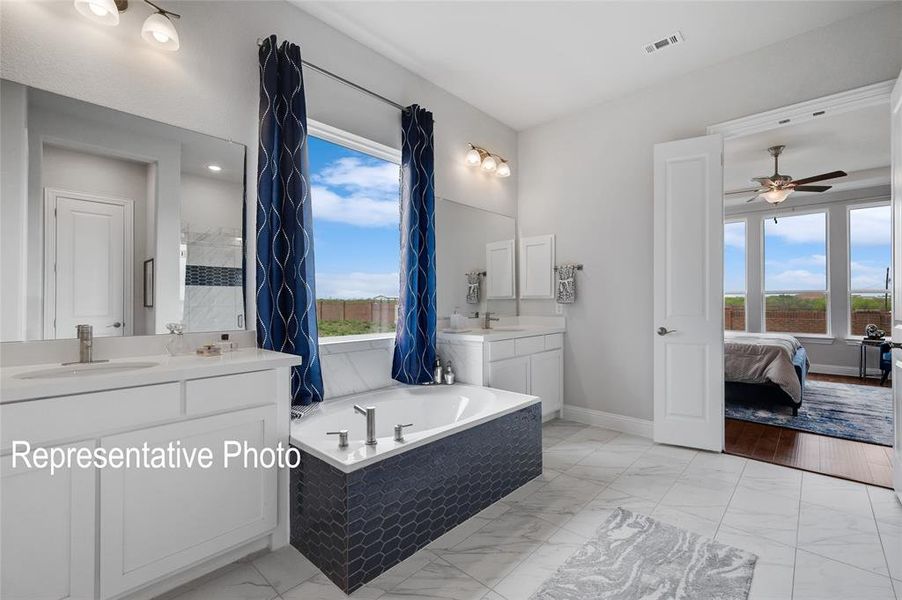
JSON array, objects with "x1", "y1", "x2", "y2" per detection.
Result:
[
  {"x1": 207, "y1": 164, "x2": 222, "y2": 172},
  {"x1": 73, "y1": 0, "x2": 120, "y2": 25},
  {"x1": 495, "y1": 161, "x2": 511, "y2": 178},
  {"x1": 465, "y1": 147, "x2": 482, "y2": 167},
  {"x1": 141, "y1": 12, "x2": 180, "y2": 51},
  {"x1": 761, "y1": 188, "x2": 793, "y2": 204},
  {"x1": 481, "y1": 155, "x2": 497, "y2": 172}
]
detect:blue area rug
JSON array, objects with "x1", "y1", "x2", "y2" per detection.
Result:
[{"x1": 726, "y1": 380, "x2": 894, "y2": 447}]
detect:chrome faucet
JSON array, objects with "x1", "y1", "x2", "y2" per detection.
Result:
[
  {"x1": 63, "y1": 324, "x2": 108, "y2": 366},
  {"x1": 483, "y1": 311, "x2": 500, "y2": 330},
  {"x1": 354, "y1": 405, "x2": 377, "y2": 446}
]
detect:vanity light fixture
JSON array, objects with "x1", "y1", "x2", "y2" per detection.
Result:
[
  {"x1": 206, "y1": 164, "x2": 223, "y2": 173},
  {"x1": 465, "y1": 143, "x2": 511, "y2": 178},
  {"x1": 73, "y1": 0, "x2": 181, "y2": 51}
]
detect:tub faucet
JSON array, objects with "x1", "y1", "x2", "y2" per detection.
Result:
[{"x1": 354, "y1": 405, "x2": 377, "y2": 446}]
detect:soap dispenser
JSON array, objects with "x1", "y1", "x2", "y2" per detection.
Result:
[
  {"x1": 165, "y1": 323, "x2": 189, "y2": 356},
  {"x1": 433, "y1": 358, "x2": 444, "y2": 385},
  {"x1": 444, "y1": 361, "x2": 456, "y2": 385}
]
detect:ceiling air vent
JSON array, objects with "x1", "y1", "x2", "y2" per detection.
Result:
[{"x1": 643, "y1": 31, "x2": 684, "y2": 55}]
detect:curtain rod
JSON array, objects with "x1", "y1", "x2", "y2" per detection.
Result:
[{"x1": 257, "y1": 38, "x2": 407, "y2": 112}]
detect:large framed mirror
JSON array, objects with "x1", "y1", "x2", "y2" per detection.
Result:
[{"x1": 1, "y1": 80, "x2": 247, "y2": 342}]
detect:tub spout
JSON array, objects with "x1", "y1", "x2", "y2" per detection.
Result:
[{"x1": 354, "y1": 405, "x2": 377, "y2": 446}]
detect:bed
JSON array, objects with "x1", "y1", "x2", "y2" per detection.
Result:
[{"x1": 724, "y1": 332, "x2": 809, "y2": 416}]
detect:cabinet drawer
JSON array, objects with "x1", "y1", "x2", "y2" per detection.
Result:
[
  {"x1": 515, "y1": 336, "x2": 545, "y2": 356},
  {"x1": 186, "y1": 370, "x2": 276, "y2": 415},
  {"x1": 487, "y1": 339, "x2": 516, "y2": 362},
  {"x1": 1, "y1": 383, "x2": 180, "y2": 450},
  {"x1": 544, "y1": 333, "x2": 563, "y2": 350}
]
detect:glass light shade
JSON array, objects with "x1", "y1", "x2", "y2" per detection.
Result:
[
  {"x1": 481, "y1": 155, "x2": 498, "y2": 172},
  {"x1": 495, "y1": 161, "x2": 511, "y2": 178},
  {"x1": 465, "y1": 147, "x2": 482, "y2": 167},
  {"x1": 761, "y1": 188, "x2": 793, "y2": 204},
  {"x1": 74, "y1": 0, "x2": 120, "y2": 25},
  {"x1": 141, "y1": 12, "x2": 180, "y2": 51}
]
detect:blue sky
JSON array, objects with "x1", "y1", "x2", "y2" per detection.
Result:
[
  {"x1": 308, "y1": 136, "x2": 400, "y2": 299},
  {"x1": 724, "y1": 205, "x2": 891, "y2": 295}
]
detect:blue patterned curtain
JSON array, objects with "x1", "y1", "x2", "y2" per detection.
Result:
[
  {"x1": 256, "y1": 35, "x2": 324, "y2": 405},
  {"x1": 392, "y1": 105, "x2": 437, "y2": 384}
]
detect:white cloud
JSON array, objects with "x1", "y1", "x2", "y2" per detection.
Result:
[
  {"x1": 765, "y1": 213, "x2": 825, "y2": 244},
  {"x1": 766, "y1": 269, "x2": 825, "y2": 291},
  {"x1": 311, "y1": 185, "x2": 399, "y2": 228},
  {"x1": 849, "y1": 205, "x2": 891, "y2": 246},
  {"x1": 851, "y1": 261, "x2": 890, "y2": 290},
  {"x1": 315, "y1": 271, "x2": 399, "y2": 299},
  {"x1": 724, "y1": 222, "x2": 745, "y2": 249},
  {"x1": 315, "y1": 157, "x2": 399, "y2": 198}
]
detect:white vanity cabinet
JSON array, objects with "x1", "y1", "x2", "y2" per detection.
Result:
[
  {"x1": 439, "y1": 327, "x2": 564, "y2": 419},
  {"x1": 0, "y1": 351, "x2": 298, "y2": 600}
]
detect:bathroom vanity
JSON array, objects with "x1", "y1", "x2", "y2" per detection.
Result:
[
  {"x1": 0, "y1": 349, "x2": 300, "y2": 600},
  {"x1": 437, "y1": 320, "x2": 565, "y2": 419}
]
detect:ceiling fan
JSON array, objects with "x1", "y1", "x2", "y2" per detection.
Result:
[{"x1": 725, "y1": 145, "x2": 847, "y2": 205}]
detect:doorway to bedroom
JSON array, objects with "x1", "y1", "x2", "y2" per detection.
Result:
[{"x1": 716, "y1": 87, "x2": 895, "y2": 487}]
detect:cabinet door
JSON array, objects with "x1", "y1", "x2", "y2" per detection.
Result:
[
  {"x1": 486, "y1": 239, "x2": 516, "y2": 299},
  {"x1": 531, "y1": 349, "x2": 563, "y2": 418},
  {"x1": 100, "y1": 405, "x2": 278, "y2": 599},
  {"x1": 1, "y1": 443, "x2": 96, "y2": 600},
  {"x1": 488, "y1": 355, "x2": 531, "y2": 394},
  {"x1": 519, "y1": 234, "x2": 555, "y2": 299}
]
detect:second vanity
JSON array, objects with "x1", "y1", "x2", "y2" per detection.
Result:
[
  {"x1": 0, "y1": 348, "x2": 300, "y2": 600},
  {"x1": 437, "y1": 318, "x2": 565, "y2": 419}
]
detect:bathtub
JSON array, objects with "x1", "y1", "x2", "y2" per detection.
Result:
[
  {"x1": 289, "y1": 383, "x2": 540, "y2": 472},
  {"x1": 288, "y1": 383, "x2": 543, "y2": 593}
]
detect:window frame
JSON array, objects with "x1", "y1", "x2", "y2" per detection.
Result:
[
  {"x1": 307, "y1": 119, "x2": 402, "y2": 343},
  {"x1": 723, "y1": 218, "x2": 748, "y2": 332},
  {"x1": 846, "y1": 200, "x2": 892, "y2": 337},
  {"x1": 760, "y1": 208, "x2": 831, "y2": 337}
]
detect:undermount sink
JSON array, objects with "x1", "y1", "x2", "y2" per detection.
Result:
[
  {"x1": 14, "y1": 361, "x2": 159, "y2": 380},
  {"x1": 480, "y1": 327, "x2": 526, "y2": 332}
]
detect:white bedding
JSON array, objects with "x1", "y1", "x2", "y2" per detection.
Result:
[{"x1": 724, "y1": 331, "x2": 806, "y2": 404}]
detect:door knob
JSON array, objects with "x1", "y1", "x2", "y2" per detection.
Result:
[
  {"x1": 108, "y1": 322, "x2": 122, "y2": 328},
  {"x1": 657, "y1": 327, "x2": 676, "y2": 336}
]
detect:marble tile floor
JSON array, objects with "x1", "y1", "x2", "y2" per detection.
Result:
[{"x1": 160, "y1": 419, "x2": 902, "y2": 600}]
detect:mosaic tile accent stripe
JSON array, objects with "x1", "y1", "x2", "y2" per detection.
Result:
[
  {"x1": 184, "y1": 264, "x2": 243, "y2": 287},
  {"x1": 290, "y1": 402, "x2": 543, "y2": 593}
]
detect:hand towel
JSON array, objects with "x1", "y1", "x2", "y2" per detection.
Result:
[{"x1": 556, "y1": 265, "x2": 577, "y2": 304}]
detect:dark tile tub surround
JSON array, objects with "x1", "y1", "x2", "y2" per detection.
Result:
[{"x1": 290, "y1": 402, "x2": 542, "y2": 593}]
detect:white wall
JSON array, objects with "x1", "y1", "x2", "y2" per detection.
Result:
[
  {"x1": 180, "y1": 173, "x2": 243, "y2": 232},
  {"x1": 41, "y1": 145, "x2": 152, "y2": 336},
  {"x1": 0, "y1": 80, "x2": 28, "y2": 342},
  {"x1": 517, "y1": 4, "x2": 902, "y2": 421}
]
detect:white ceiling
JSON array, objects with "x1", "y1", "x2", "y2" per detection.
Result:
[
  {"x1": 724, "y1": 103, "x2": 890, "y2": 207},
  {"x1": 294, "y1": 1, "x2": 888, "y2": 130}
]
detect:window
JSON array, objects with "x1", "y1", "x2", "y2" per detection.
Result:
[
  {"x1": 724, "y1": 220, "x2": 746, "y2": 331},
  {"x1": 763, "y1": 212, "x2": 828, "y2": 334},
  {"x1": 849, "y1": 204, "x2": 891, "y2": 336},
  {"x1": 308, "y1": 133, "x2": 400, "y2": 338}
]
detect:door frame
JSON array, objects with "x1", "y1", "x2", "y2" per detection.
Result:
[
  {"x1": 43, "y1": 187, "x2": 135, "y2": 339},
  {"x1": 706, "y1": 80, "x2": 896, "y2": 452}
]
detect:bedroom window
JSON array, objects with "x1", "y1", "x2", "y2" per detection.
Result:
[
  {"x1": 849, "y1": 203, "x2": 891, "y2": 336},
  {"x1": 724, "y1": 220, "x2": 746, "y2": 331},
  {"x1": 308, "y1": 130, "x2": 401, "y2": 339},
  {"x1": 763, "y1": 211, "x2": 828, "y2": 335}
]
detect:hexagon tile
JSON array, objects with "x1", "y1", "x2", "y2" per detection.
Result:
[{"x1": 290, "y1": 403, "x2": 543, "y2": 593}]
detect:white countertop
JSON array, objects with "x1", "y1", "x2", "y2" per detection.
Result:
[
  {"x1": 437, "y1": 324, "x2": 565, "y2": 342},
  {"x1": 0, "y1": 348, "x2": 302, "y2": 403}
]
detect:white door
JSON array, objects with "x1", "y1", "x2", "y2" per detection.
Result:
[
  {"x1": 45, "y1": 189, "x2": 133, "y2": 338},
  {"x1": 890, "y1": 71, "x2": 902, "y2": 500},
  {"x1": 653, "y1": 134, "x2": 724, "y2": 451},
  {"x1": 531, "y1": 349, "x2": 563, "y2": 418}
]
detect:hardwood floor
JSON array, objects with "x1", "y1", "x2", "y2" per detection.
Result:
[{"x1": 725, "y1": 373, "x2": 894, "y2": 489}]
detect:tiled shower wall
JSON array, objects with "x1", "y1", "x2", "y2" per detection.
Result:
[{"x1": 181, "y1": 226, "x2": 244, "y2": 332}]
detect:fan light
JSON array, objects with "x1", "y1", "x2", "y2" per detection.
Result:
[
  {"x1": 142, "y1": 11, "x2": 179, "y2": 50},
  {"x1": 465, "y1": 147, "x2": 482, "y2": 167},
  {"x1": 495, "y1": 161, "x2": 511, "y2": 178},
  {"x1": 74, "y1": 0, "x2": 120, "y2": 25},
  {"x1": 481, "y1": 155, "x2": 498, "y2": 172},
  {"x1": 207, "y1": 164, "x2": 222, "y2": 173},
  {"x1": 761, "y1": 188, "x2": 793, "y2": 205}
]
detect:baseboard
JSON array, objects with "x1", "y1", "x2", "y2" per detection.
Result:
[
  {"x1": 809, "y1": 363, "x2": 882, "y2": 378},
  {"x1": 562, "y1": 405, "x2": 653, "y2": 438}
]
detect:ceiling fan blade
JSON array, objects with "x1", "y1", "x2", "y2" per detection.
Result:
[
  {"x1": 725, "y1": 187, "x2": 764, "y2": 196},
  {"x1": 793, "y1": 185, "x2": 832, "y2": 193},
  {"x1": 745, "y1": 195, "x2": 760, "y2": 203},
  {"x1": 752, "y1": 177, "x2": 775, "y2": 187},
  {"x1": 790, "y1": 170, "x2": 847, "y2": 186}
]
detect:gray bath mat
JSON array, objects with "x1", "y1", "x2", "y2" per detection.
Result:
[{"x1": 530, "y1": 508, "x2": 757, "y2": 600}]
